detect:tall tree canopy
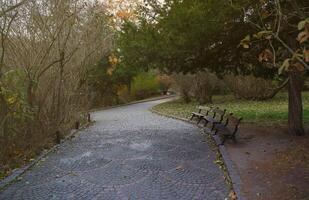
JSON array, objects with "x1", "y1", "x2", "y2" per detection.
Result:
[{"x1": 117, "y1": 0, "x2": 309, "y2": 135}]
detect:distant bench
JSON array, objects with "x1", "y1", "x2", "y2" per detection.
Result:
[{"x1": 191, "y1": 106, "x2": 242, "y2": 145}]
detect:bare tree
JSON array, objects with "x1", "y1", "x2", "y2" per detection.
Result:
[{"x1": 0, "y1": 0, "x2": 114, "y2": 166}]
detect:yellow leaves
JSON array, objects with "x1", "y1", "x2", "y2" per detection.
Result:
[
  {"x1": 297, "y1": 18, "x2": 309, "y2": 44},
  {"x1": 297, "y1": 19, "x2": 309, "y2": 67},
  {"x1": 279, "y1": 59, "x2": 290, "y2": 74},
  {"x1": 107, "y1": 54, "x2": 120, "y2": 75},
  {"x1": 105, "y1": 0, "x2": 141, "y2": 23},
  {"x1": 242, "y1": 44, "x2": 250, "y2": 49},
  {"x1": 7, "y1": 95, "x2": 17, "y2": 105},
  {"x1": 239, "y1": 31, "x2": 273, "y2": 49},
  {"x1": 107, "y1": 68, "x2": 114, "y2": 76},
  {"x1": 239, "y1": 35, "x2": 251, "y2": 49},
  {"x1": 116, "y1": 10, "x2": 136, "y2": 20},
  {"x1": 109, "y1": 54, "x2": 119, "y2": 66}
]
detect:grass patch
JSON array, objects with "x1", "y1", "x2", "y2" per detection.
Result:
[{"x1": 152, "y1": 92, "x2": 309, "y2": 124}]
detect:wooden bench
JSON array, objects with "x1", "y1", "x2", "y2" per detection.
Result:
[
  {"x1": 190, "y1": 106, "x2": 212, "y2": 124},
  {"x1": 213, "y1": 113, "x2": 242, "y2": 145},
  {"x1": 203, "y1": 107, "x2": 226, "y2": 130},
  {"x1": 190, "y1": 105, "x2": 242, "y2": 145}
]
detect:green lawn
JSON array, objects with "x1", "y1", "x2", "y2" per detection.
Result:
[{"x1": 152, "y1": 92, "x2": 309, "y2": 124}]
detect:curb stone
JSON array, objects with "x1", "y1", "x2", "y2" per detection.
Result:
[
  {"x1": 90, "y1": 95, "x2": 176, "y2": 112},
  {"x1": 150, "y1": 109, "x2": 246, "y2": 200},
  {"x1": 0, "y1": 122, "x2": 92, "y2": 191}
]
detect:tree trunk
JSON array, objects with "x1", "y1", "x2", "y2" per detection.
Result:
[
  {"x1": 288, "y1": 72, "x2": 304, "y2": 135},
  {"x1": 0, "y1": 92, "x2": 8, "y2": 134}
]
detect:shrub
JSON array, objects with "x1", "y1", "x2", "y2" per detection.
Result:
[
  {"x1": 223, "y1": 75, "x2": 284, "y2": 101},
  {"x1": 172, "y1": 71, "x2": 223, "y2": 104},
  {"x1": 117, "y1": 85, "x2": 131, "y2": 103},
  {"x1": 192, "y1": 72, "x2": 222, "y2": 104},
  {"x1": 131, "y1": 71, "x2": 160, "y2": 100},
  {"x1": 172, "y1": 73, "x2": 195, "y2": 103},
  {"x1": 156, "y1": 74, "x2": 174, "y2": 95}
]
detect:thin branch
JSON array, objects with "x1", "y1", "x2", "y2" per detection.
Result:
[
  {"x1": 0, "y1": 0, "x2": 28, "y2": 18},
  {"x1": 272, "y1": 33, "x2": 309, "y2": 71},
  {"x1": 275, "y1": 0, "x2": 282, "y2": 36}
]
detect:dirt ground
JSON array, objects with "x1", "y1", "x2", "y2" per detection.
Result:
[{"x1": 225, "y1": 124, "x2": 309, "y2": 200}]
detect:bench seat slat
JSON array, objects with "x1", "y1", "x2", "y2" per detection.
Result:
[
  {"x1": 191, "y1": 112, "x2": 204, "y2": 116},
  {"x1": 203, "y1": 116, "x2": 220, "y2": 124}
]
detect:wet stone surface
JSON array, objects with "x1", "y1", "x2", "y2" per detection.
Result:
[{"x1": 0, "y1": 99, "x2": 229, "y2": 200}]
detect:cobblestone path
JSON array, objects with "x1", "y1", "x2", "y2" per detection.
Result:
[{"x1": 0, "y1": 99, "x2": 229, "y2": 200}]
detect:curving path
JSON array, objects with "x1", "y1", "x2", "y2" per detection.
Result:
[{"x1": 0, "y1": 99, "x2": 228, "y2": 200}]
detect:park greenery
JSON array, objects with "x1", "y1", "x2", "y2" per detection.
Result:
[
  {"x1": 0, "y1": 0, "x2": 308, "y2": 180},
  {"x1": 116, "y1": 0, "x2": 309, "y2": 135},
  {"x1": 152, "y1": 92, "x2": 309, "y2": 124}
]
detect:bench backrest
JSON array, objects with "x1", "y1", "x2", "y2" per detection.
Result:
[
  {"x1": 212, "y1": 107, "x2": 226, "y2": 121},
  {"x1": 212, "y1": 107, "x2": 225, "y2": 116},
  {"x1": 197, "y1": 106, "x2": 212, "y2": 114},
  {"x1": 225, "y1": 113, "x2": 242, "y2": 133}
]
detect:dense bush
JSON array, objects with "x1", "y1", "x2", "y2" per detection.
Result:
[
  {"x1": 156, "y1": 74, "x2": 174, "y2": 95},
  {"x1": 131, "y1": 72, "x2": 160, "y2": 100},
  {"x1": 172, "y1": 73, "x2": 195, "y2": 103},
  {"x1": 117, "y1": 85, "x2": 131, "y2": 104},
  {"x1": 172, "y1": 72, "x2": 223, "y2": 104},
  {"x1": 192, "y1": 72, "x2": 222, "y2": 104},
  {"x1": 88, "y1": 57, "x2": 119, "y2": 107},
  {"x1": 223, "y1": 75, "x2": 284, "y2": 101}
]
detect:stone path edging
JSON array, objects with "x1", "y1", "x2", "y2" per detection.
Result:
[
  {"x1": 150, "y1": 108, "x2": 246, "y2": 200},
  {"x1": 90, "y1": 95, "x2": 176, "y2": 112},
  {"x1": 0, "y1": 123, "x2": 91, "y2": 191}
]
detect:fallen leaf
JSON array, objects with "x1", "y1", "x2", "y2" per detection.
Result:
[
  {"x1": 176, "y1": 165, "x2": 184, "y2": 170},
  {"x1": 229, "y1": 191, "x2": 237, "y2": 200}
]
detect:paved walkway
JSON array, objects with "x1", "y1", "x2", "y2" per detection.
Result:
[{"x1": 0, "y1": 99, "x2": 228, "y2": 200}]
